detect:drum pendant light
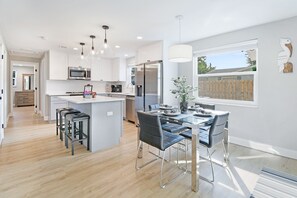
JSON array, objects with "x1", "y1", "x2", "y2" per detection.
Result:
[{"x1": 168, "y1": 15, "x2": 192, "y2": 63}]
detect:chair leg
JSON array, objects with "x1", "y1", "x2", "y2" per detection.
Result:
[
  {"x1": 56, "y1": 112, "x2": 59, "y2": 136},
  {"x1": 160, "y1": 145, "x2": 186, "y2": 188},
  {"x1": 207, "y1": 148, "x2": 215, "y2": 182},
  {"x1": 135, "y1": 142, "x2": 158, "y2": 170},
  {"x1": 185, "y1": 140, "x2": 188, "y2": 172},
  {"x1": 160, "y1": 150, "x2": 166, "y2": 188},
  {"x1": 71, "y1": 122, "x2": 75, "y2": 155}
]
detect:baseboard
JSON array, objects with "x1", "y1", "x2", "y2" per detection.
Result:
[{"x1": 229, "y1": 136, "x2": 297, "y2": 160}]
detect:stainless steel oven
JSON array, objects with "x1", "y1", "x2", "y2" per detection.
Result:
[{"x1": 68, "y1": 67, "x2": 91, "y2": 80}]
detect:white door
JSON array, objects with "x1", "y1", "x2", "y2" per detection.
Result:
[{"x1": 0, "y1": 44, "x2": 4, "y2": 143}]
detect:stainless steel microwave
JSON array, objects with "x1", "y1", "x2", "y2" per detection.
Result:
[{"x1": 68, "y1": 67, "x2": 91, "y2": 80}]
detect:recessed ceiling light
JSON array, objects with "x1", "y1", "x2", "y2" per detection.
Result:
[
  {"x1": 59, "y1": 45, "x2": 67, "y2": 49},
  {"x1": 73, "y1": 47, "x2": 78, "y2": 51},
  {"x1": 124, "y1": 54, "x2": 128, "y2": 57},
  {"x1": 137, "y1": 36, "x2": 143, "y2": 40},
  {"x1": 100, "y1": 50, "x2": 104, "y2": 54},
  {"x1": 115, "y1": 45, "x2": 120, "y2": 48},
  {"x1": 39, "y1": 36, "x2": 48, "y2": 40}
]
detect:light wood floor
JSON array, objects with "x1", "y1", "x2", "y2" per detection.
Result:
[{"x1": 1, "y1": 107, "x2": 297, "y2": 198}]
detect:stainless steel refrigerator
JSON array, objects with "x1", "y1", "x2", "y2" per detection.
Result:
[{"x1": 135, "y1": 60, "x2": 163, "y2": 112}]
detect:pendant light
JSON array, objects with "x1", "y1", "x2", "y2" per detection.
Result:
[
  {"x1": 80, "y1": 42, "x2": 85, "y2": 59},
  {"x1": 168, "y1": 15, "x2": 192, "y2": 63},
  {"x1": 102, "y1": 25, "x2": 109, "y2": 49},
  {"x1": 90, "y1": 35, "x2": 96, "y2": 55}
]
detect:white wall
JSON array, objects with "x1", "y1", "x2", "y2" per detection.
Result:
[
  {"x1": 12, "y1": 66, "x2": 34, "y2": 105},
  {"x1": 162, "y1": 40, "x2": 179, "y2": 105},
  {"x1": 179, "y1": 16, "x2": 297, "y2": 159}
]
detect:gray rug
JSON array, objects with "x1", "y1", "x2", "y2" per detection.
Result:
[{"x1": 251, "y1": 167, "x2": 297, "y2": 198}]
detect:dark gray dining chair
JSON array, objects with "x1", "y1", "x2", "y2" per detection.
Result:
[
  {"x1": 135, "y1": 111, "x2": 186, "y2": 188},
  {"x1": 148, "y1": 104, "x2": 188, "y2": 133},
  {"x1": 180, "y1": 111, "x2": 229, "y2": 182}
]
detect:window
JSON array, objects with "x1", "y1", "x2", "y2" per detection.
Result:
[{"x1": 195, "y1": 40, "x2": 258, "y2": 104}]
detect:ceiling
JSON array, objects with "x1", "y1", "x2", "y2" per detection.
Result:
[{"x1": 0, "y1": 0, "x2": 297, "y2": 59}]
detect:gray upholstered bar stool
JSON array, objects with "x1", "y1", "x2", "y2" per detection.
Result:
[
  {"x1": 56, "y1": 107, "x2": 73, "y2": 136},
  {"x1": 59, "y1": 109, "x2": 81, "y2": 141},
  {"x1": 65, "y1": 113, "x2": 90, "y2": 155}
]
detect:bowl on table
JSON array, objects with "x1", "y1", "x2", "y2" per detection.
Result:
[
  {"x1": 159, "y1": 104, "x2": 173, "y2": 110},
  {"x1": 163, "y1": 109, "x2": 180, "y2": 116}
]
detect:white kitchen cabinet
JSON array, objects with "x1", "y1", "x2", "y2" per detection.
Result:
[
  {"x1": 112, "y1": 58, "x2": 126, "y2": 81},
  {"x1": 49, "y1": 96, "x2": 68, "y2": 121},
  {"x1": 68, "y1": 54, "x2": 91, "y2": 69},
  {"x1": 49, "y1": 50, "x2": 68, "y2": 80},
  {"x1": 136, "y1": 41, "x2": 163, "y2": 64},
  {"x1": 81, "y1": 57, "x2": 113, "y2": 81},
  {"x1": 109, "y1": 94, "x2": 126, "y2": 119}
]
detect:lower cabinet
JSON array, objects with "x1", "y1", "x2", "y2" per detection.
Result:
[{"x1": 49, "y1": 96, "x2": 68, "y2": 121}]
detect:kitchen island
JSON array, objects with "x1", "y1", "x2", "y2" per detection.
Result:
[{"x1": 58, "y1": 96, "x2": 124, "y2": 152}]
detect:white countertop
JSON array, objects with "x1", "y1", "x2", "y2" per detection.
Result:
[
  {"x1": 58, "y1": 96, "x2": 125, "y2": 104},
  {"x1": 47, "y1": 92, "x2": 135, "y2": 96}
]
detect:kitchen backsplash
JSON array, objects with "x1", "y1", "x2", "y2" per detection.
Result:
[
  {"x1": 46, "y1": 80, "x2": 106, "y2": 95},
  {"x1": 46, "y1": 80, "x2": 134, "y2": 95}
]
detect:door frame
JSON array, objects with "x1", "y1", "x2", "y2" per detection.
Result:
[
  {"x1": 0, "y1": 44, "x2": 4, "y2": 144},
  {"x1": 10, "y1": 61, "x2": 40, "y2": 115}
]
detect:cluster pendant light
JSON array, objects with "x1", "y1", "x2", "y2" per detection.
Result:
[
  {"x1": 80, "y1": 42, "x2": 85, "y2": 59},
  {"x1": 90, "y1": 35, "x2": 96, "y2": 55},
  {"x1": 168, "y1": 15, "x2": 193, "y2": 63},
  {"x1": 77, "y1": 25, "x2": 113, "y2": 57}
]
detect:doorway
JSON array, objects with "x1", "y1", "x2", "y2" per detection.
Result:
[
  {"x1": 0, "y1": 44, "x2": 4, "y2": 144},
  {"x1": 10, "y1": 61, "x2": 39, "y2": 117}
]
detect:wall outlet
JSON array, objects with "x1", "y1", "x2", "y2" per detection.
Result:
[{"x1": 107, "y1": 111, "x2": 113, "y2": 116}]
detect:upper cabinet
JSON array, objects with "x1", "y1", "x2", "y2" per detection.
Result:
[
  {"x1": 92, "y1": 58, "x2": 113, "y2": 81},
  {"x1": 136, "y1": 41, "x2": 163, "y2": 64},
  {"x1": 112, "y1": 58, "x2": 126, "y2": 81},
  {"x1": 49, "y1": 50, "x2": 68, "y2": 80},
  {"x1": 47, "y1": 50, "x2": 126, "y2": 82},
  {"x1": 68, "y1": 54, "x2": 91, "y2": 69}
]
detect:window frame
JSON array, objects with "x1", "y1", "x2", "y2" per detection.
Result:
[{"x1": 193, "y1": 40, "x2": 259, "y2": 107}]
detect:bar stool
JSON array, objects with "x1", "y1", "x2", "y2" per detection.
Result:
[
  {"x1": 59, "y1": 109, "x2": 81, "y2": 141},
  {"x1": 56, "y1": 107, "x2": 73, "y2": 136},
  {"x1": 65, "y1": 113, "x2": 90, "y2": 155}
]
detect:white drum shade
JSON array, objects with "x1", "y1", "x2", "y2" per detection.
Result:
[{"x1": 168, "y1": 44, "x2": 193, "y2": 63}]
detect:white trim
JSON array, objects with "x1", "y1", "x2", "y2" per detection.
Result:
[
  {"x1": 193, "y1": 39, "x2": 258, "y2": 56},
  {"x1": 197, "y1": 71, "x2": 256, "y2": 77},
  {"x1": 10, "y1": 61, "x2": 40, "y2": 114},
  {"x1": 193, "y1": 42, "x2": 259, "y2": 106},
  {"x1": 230, "y1": 136, "x2": 297, "y2": 160}
]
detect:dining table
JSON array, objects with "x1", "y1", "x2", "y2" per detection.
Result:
[{"x1": 139, "y1": 108, "x2": 229, "y2": 192}]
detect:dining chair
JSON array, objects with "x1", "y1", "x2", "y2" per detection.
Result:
[
  {"x1": 135, "y1": 111, "x2": 186, "y2": 188},
  {"x1": 180, "y1": 111, "x2": 229, "y2": 182},
  {"x1": 148, "y1": 104, "x2": 188, "y2": 133}
]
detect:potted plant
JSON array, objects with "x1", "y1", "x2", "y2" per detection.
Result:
[{"x1": 170, "y1": 76, "x2": 197, "y2": 114}]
